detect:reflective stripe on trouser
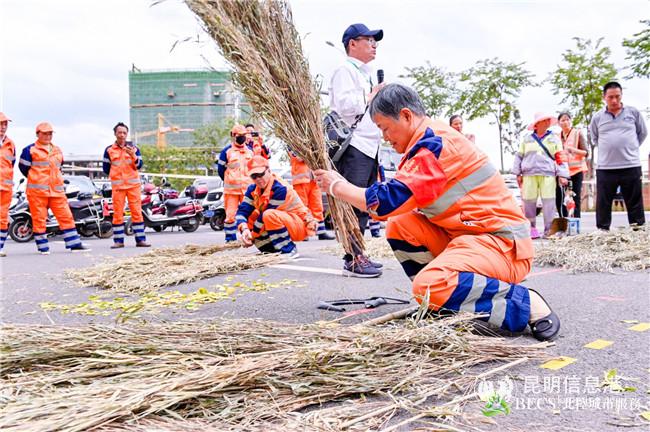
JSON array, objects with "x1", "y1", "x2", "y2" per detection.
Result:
[
  {"x1": 386, "y1": 211, "x2": 532, "y2": 332},
  {"x1": 257, "y1": 209, "x2": 307, "y2": 253},
  {"x1": 132, "y1": 222, "x2": 146, "y2": 243},
  {"x1": 0, "y1": 190, "x2": 11, "y2": 230},
  {"x1": 26, "y1": 193, "x2": 76, "y2": 233},
  {"x1": 369, "y1": 220, "x2": 381, "y2": 235},
  {"x1": 34, "y1": 232, "x2": 49, "y2": 253},
  {"x1": 224, "y1": 194, "x2": 243, "y2": 242},
  {"x1": 61, "y1": 227, "x2": 82, "y2": 249},
  {"x1": 112, "y1": 186, "x2": 143, "y2": 226},
  {"x1": 113, "y1": 223, "x2": 125, "y2": 244},
  {"x1": 253, "y1": 231, "x2": 274, "y2": 252},
  {"x1": 0, "y1": 228, "x2": 7, "y2": 251},
  {"x1": 317, "y1": 221, "x2": 327, "y2": 235},
  {"x1": 293, "y1": 182, "x2": 324, "y2": 221}
]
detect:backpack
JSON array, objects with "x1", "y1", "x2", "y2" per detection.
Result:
[{"x1": 323, "y1": 110, "x2": 365, "y2": 163}]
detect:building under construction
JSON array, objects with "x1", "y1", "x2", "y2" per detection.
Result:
[{"x1": 128, "y1": 68, "x2": 251, "y2": 148}]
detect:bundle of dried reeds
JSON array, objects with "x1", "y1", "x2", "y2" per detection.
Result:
[
  {"x1": 184, "y1": 0, "x2": 364, "y2": 255},
  {"x1": 535, "y1": 225, "x2": 650, "y2": 272},
  {"x1": 322, "y1": 236, "x2": 395, "y2": 259},
  {"x1": 1, "y1": 317, "x2": 546, "y2": 431},
  {"x1": 67, "y1": 243, "x2": 282, "y2": 292}
]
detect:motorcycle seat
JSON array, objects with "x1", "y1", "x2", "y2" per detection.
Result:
[
  {"x1": 165, "y1": 198, "x2": 192, "y2": 207},
  {"x1": 69, "y1": 200, "x2": 94, "y2": 209}
]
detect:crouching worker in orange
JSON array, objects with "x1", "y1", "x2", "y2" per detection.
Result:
[
  {"x1": 0, "y1": 112, "x2": 15, "y2": 257},
  {"x1": 314, "y1": 84, "x2": 560, "y2": 341},
  {"x1": 18, "y1": 122, "x2": 89, "y2": 254},
  {"x1": 288, "y1": 148, "x2": 335, "y2": 240},
  {"x1": 236, "y1": 156, "x2": 317, "y2": 259},
  {"x1": 218, "y1": 124, "x2": 254, "y2": 242},
  {"x1": 103, "y1": 122, "x2": 150, "y2": 248}
]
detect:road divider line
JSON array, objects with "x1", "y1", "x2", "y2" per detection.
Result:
[{"x1": 270, "y1": 264, "x2": 342, "y2": 275}]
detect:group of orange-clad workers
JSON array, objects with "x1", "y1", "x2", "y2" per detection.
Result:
[
  {"x1": 217, "y1": 123, "x2": 334, "y2": 245},
  {"x1": 0, "y1": 113, "x2": 148, "y2": 256}
]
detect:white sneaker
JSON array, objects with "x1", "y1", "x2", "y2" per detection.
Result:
[
  {"x1": 0, "y1": 250, "x2": 6, "y2": 257},
  {"x1": 39, "y1": 250, "x2": 50, "y2": 255},
  {"x1": 285, "y1": 248, "x2": 300, "y2": 260}
]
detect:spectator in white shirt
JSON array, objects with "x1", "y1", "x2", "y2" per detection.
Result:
[{"x1": 329, "y1": 23, "x2": 385, "y2": 278}]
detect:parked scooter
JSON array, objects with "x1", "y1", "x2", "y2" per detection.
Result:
[
  {"x1": 8, "y1": 181, "x2": 112, "y2": 243},
  {"x1": 141, "y1": 184, "x2": 202, "y2": 232}
]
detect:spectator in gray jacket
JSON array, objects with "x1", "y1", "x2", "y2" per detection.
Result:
[{"x1": 589, "y1": 81, "x2": 647, "y2": 230}]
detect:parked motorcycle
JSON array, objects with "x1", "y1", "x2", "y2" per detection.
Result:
[
  {"x1": 141, "y1": 184, "x2": 202, "y2": 232},
  {"x1": 8, "y1": 185, "x2": 112, "y2": 243}
]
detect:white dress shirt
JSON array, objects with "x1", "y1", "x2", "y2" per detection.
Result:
[{"x1": 328, "y1": 57, "x2": 382, "y2": 159}]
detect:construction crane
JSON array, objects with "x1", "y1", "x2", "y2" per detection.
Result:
[{"x1": 133, "y1": 113, "x2": 194, "y2": 150}]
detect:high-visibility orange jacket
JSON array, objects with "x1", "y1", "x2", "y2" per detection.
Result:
[
  {"x1": 102, "y1": 143, "x2": 143, "y2": 190},
  {"x1": 289, "y1": 152, "x2": 313, "y2": 185},
  {"x1": 0, "y1": 136, "x2": 16, "y2": 192},
  {"x1": 249, "y1": 136, "x2": 270, "y2": 159},
  {"x1": 235, "y1": 174, "x2": 314, "y2": 236},
  {"x1": 562, "y1": 128, "x2": 588, "y2": 176},
  {"x1": 366, "y1": 118, "x2": 533, "y2": 261},
  {"x1": 218, "y1": 143, "x2": 254, "y2": 195},
  {"x1": 18, "y1": 141, "x2": 66, "y2": 197}
]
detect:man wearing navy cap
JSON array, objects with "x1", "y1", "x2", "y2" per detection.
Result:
[{"x1": 329, "y1": 23, "x2": 385, "y2": 278}]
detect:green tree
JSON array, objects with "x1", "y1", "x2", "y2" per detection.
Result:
[
  {"x1": 453, "y1": 58, "x2": 537, "y2": 172},
  {"x1": 401, "y1": 62, "x2": 458, "y2": 117},
  {"x1": 550, "y1": 37, "x2": 617, "y2": 175},
  {"x1": 622, "y1": 19, "x2": 650, "y2": 79}
]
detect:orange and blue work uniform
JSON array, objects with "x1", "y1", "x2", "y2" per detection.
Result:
[
  {"x1": 102, "y1": 143, "x2": 145, "y2": 245},
  {"x1": 247, "y1": 137, "x2": 271, "y2": 159},
  {"x1": 19, "y1": 142, "x2": 82, "y2": 253},
  {"x1": 218, "y1": 143, "x2": 254, "y2": 242},
  {"x1": 235, "y1": 174, "x2": 315, "y2": 254},
  {"x1": 0, "y1": 135, "x2": 16, "y2": 253},
  {"x1": 366, "y1": 119, "x2": 534, "y2": 332},
  {"x1": 288, "y1": 151, "x2": 328, "y2": 236}
]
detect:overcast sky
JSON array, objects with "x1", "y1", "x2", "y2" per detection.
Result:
[{"x1": 1, "y1": 0, "x2": 648, "y2": 170}]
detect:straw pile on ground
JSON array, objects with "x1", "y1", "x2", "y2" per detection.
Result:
[
  {"x1": 1, "y1": 317, "x2": 546, "y2": 431},
  {"x1": 534, "y1": 225, "x2": 650, "y2": 273},
  {"x1": 184, "y1": 0, "x2": 364, "y2": 255},
  {"x1": 67, "y1": 243, "x2": 282, "y2": 293}
]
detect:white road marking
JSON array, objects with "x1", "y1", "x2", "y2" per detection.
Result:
[{"x1": 270, "y1": 264, "x2": 342, "y2": 275}]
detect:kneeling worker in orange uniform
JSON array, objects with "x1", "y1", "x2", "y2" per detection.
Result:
[
  {"x1": 0, "y1": 112, "x2": 15, "y2": 256},
  {"x1": 288, "y1": 149, "x2": 335, "y2": 240},
  {"x1": 315, "y1": 84, "x2": 560, "y2": 341},
  {"x1": 102, "y1": 122, "x2": 150, "y2": 248},
  {"x1": 18, "y1": 122, "x2": 89, "y2": 254},
  {"x1": 218, "y1": 124, "x2": 254, "y2": 242},
  {"x1": 236, "y1": 156, "x2": 317, "y2": 258}
]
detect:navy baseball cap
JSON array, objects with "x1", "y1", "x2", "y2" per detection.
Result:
[{"x1": 342, "y1": 23, "x2": 384, "y2": 47}]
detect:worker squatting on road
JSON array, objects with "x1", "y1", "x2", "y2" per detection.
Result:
[
  {"x1": 0, "y1": 112, "x2": 15, "y2": 256},
  {"x1": 288, "y1": 149, "x2": 335, "y2": 240},
  {"x1": 236, "y1": 156, "x2": 317, "y2": 259},
  {"x1": 314, "y1": 83, "x2": 561, "y2": 341},
  {"x1": 18, "y1": 122, "x2": 89, "y2": 254},
  {"x1": 218, "y1": 124, "x2": 254, "y2": 243},
  {"x1": 102, "y1": 122, "x2": 150, "y2": 248}
]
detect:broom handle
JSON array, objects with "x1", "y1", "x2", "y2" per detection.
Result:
[{"x1": 361, "y1": 306, "x2": 419, "y2": 326}]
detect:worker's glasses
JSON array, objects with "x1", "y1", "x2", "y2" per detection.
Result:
[{"x1": 250, "y1": 169, "x2": 267, "y2": 180}]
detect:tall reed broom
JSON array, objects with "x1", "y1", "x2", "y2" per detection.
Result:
[{"x1": 184, "y1": 0, "x2": 364, "y2": 255}]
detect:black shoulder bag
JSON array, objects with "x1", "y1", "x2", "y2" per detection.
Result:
[{"x1": 323, "y1": 107, "x2": 367, "y2": 163}]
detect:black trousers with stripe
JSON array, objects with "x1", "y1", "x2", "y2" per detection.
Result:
[{"x1": 335, "y1": 145, "x2": 379, "y2": 260}]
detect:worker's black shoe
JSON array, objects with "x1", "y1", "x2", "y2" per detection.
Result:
[
  {"x1": 70, "y1": 244, "x2": 91, "y2": 252},
  {"x1": 136, "y1": 241, "x2": 151, "y2": 248},
  {"x1": 343, "y1": 255, "x2": 382, "y2": 278},
  {"x1": 318, "y1": 232, "x2": 335, "y2": 240},
  {"x1": 530, "y1": 312, "x2": 561, "y2": 341},
  {"x1": 370, "y1": 230, "x2": 381, "y2": 238}
]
